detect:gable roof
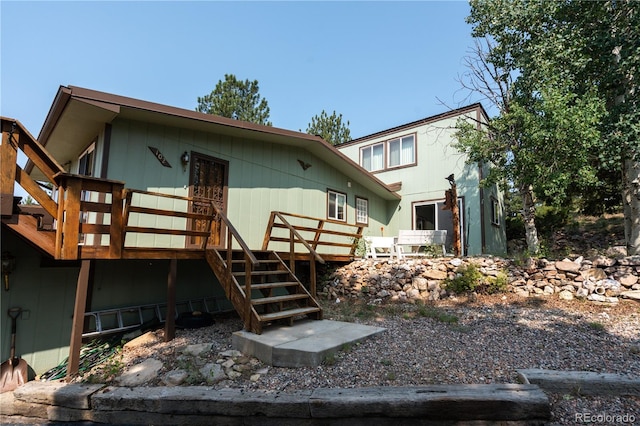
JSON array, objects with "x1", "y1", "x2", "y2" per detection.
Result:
[
  {"x1": 337, "y1": 103, "x2": 489, "y2": 147},
  {"x1": 29, "y1": 85, "x2": 400, "y2": 200}
]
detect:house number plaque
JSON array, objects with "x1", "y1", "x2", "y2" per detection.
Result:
[{"x1": 148, "y1": 146, "x2": 172, "y2": 168}]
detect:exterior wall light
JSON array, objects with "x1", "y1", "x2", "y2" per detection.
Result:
[
  {"x1": 180, "y1": 151, "x2": 190, "y2": 172},
  {"x1": 2, "y1": 251, "x2": 16, "y2": 291}
]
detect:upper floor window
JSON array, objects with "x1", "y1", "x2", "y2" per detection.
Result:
[
  {"x1": 359, "y1": 134, "x2": 415, "y2": 172},
  {"x1": 388, "y1": 135, "x2": 415, "y2": 168},
  {"x1": 361, "y1": 142, "x2": 384, "y2": 172},
  {"x1": 327, "y1": 189, "x2": 347, "y2": 222}
]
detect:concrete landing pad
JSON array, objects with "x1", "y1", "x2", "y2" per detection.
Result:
[{"x1": 232, "y1": 319, "x2": 386, "y2": 367}]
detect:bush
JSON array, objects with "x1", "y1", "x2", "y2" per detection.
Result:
[
  {"x1": 445, "y1": 264, "x2": 509, "y2": 295},
  {"x1": 444, "y1": 264, "x2": 483, "y2": 294}
]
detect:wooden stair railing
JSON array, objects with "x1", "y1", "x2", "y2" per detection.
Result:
[
  {"x1": 205, "y1": 205, "x2": 321, "y2": 334},
  {"x1": 262, "y1": 211, "x2": 364, "y2": 284},
  {"x1": 262, "y1": 212, "x2": 326, "y2": 296},
  {"x1": 2, "y1": 118, "x2": 64, "y2": 219}
]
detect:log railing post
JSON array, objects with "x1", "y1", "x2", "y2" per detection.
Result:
[
  {"x1": 0, "y1": 130, "x2": 17, "y2": 216},
  {"x1": 109, "y1": 184, "x2": 124, "y2": 259},
  {"x1": 309, "y1": 253, "x2": 317, "y2": 296},
  {"x1": 244, "y1": 255, "x2": 252, "y2": 331},
  {"x1": 62, "y1": 177, "x2": 82, "y2": 260},
  {"x1": 289, "y1": 229, "x2": 295, "y2": 275}
]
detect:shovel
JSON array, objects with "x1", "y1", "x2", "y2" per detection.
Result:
[{"x1": 1, "y1": 307, "x2": 28, "y2": 393}]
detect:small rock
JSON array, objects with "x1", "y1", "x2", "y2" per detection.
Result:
[
  {"x1": 250, "y1": 374, "x2": 261, "y2": 382},
  {"x1": 620, "y1": 290, "x2": 640, "y2": 300},
  {"x1": 200, "y1": 363, "x2": 226, "y2": 384},
  {"x1": 227, "y1": 370, "x2": 242, "y2": 379},
  {"x1": 183, "y1": 343, "x2": 212, "y2": 357},
  {"x1": 555, "y1": 261, "x2": 581, "y2": 273},
  {"x1": 219, "y1": 350, "x2": 242, "y2": 358},
  {"x1": 162, "y1": 369, "x2": 188, "y2": 386},
  {"x1": 558, "y1": 290, "x2": 574, "y2": 301},
  {"x1": 118, "y1": 358, "x2": 163, "y2": 387}
]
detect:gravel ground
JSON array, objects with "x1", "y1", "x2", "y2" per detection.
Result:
[{"x1": 112, "y1": 294, "x2": 640, "y2": 425}]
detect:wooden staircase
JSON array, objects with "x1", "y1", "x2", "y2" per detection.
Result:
[{"x1": 206, "y1": 248, "x2": 322, "y2": 334}]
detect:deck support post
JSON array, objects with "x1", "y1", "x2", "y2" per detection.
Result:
[
  {"x1": 309, "y1": 254, "x2": 316, "y2": 296},
  {"x1": 165, "y1": 258, "x2": 177, "y2": 342},
  {"x1": 67, "y1": 259, "x2": 92, "y2": 381}
]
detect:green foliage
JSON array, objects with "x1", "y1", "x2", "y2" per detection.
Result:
[
  {"x1": 535, "y1": 205, "x2": 571, "y2": 237},
  {"x1": 305, "y1": 110, "x2": 351, "y2": 145},
  {"x1": 444, "y1": 264, "x2": 509, "y2": 295},
  {"x1": 84, "y1": 351, "x2": 124, "y2": 384},
  {"x1": 587, "y1": 321, "x2": 605, "y2": 332},
  {"x1": 353, "y1": 237, "x2": 370, "y2": 258},
  {"x1": 444, "y1": 264, "x2": 484, "y2": 294},
  {"x1": 486, "y1": 271, "x2": 509, "y2": 294},
  {"x1": 196, "y1": 74, "x2": 272, "y2": 126},
  {"x1": 465, "y1": 0, "x2": 640, "y2": 253}
]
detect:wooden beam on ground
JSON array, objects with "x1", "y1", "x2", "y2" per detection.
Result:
[
  {"x1": 164, "y1": 258, "x2": 177, "y2": 342},
  {"x1": 67, "y1": 260, "x2": 91, "y2": 381}
]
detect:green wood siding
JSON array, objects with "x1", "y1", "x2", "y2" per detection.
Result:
[
  {"x1": 107, "y1": 118, "x2": 394, "y2": 253},
  {"x1": 338, "y1": 112, "x2": 506, "y2": 255}
]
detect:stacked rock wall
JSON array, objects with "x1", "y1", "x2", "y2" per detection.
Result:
[{"x1": 320, "y1": 255, "x2": 640, "y2": 304}]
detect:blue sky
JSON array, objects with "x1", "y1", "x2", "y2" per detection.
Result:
[{"x1": 1, "y1": 0, "x2": 480, "y2": 143}]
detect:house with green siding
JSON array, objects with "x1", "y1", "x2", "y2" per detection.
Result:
[
  {"x1": 337, "y1": 104, "x2": 506, "y2": 256},
  {"x1": 1, "y1": 86, "x2": 503, "y2": 376}
]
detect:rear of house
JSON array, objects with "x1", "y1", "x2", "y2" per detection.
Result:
[
  {"x1": 337, "y1": 103, "x2": 506, "y2": 256},
  {"x1": 1, "y1": 86, "x2": 503, "y2": 377}
]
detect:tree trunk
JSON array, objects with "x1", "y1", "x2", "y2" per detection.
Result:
[
  {"x1": 519, "y1": 184, "x2": 540, "y2": 254},
  {"x1": 622, "y1": 158, "x2": 640, "y2": 255}
]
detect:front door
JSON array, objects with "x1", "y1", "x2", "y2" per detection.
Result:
[{"x1": 188, "y1": 152, "x2": 228, "y2": 248}]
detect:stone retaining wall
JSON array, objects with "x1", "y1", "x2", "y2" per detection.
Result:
[{"x1": 320, "y1": 255, "x2": 640, "y2": 304}]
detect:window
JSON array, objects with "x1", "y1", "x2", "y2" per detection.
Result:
[
  {"x1": 491, "y1": 197, "x2": 501, "y2": 226},
  {"x1": 360, "y1": 142, "x2": 384, "y2": 172},
  {"x1": 413, "y1": 198, "x2": 465, "y2": 252},
  {"x1": 356, "y1": 197, "x2": 368, "y2": 225},
  {"x1": 78, "y1": 142, "x2": 95, "y2": 177},
  {"x1": 327, "y1": 190, "x2": 346, "y2": 222},
  {"x1": 78, "y1": 142, "x2": 96, "y2": 244},
  {"x1": 359, "y1": 134, "x2": 416, "y2": 171},
  {"x1": 388, "y1": 135, "x2": 415, "y2": 168}
]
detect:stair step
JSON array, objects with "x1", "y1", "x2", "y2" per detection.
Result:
[
  {"x1": 231, "y1": 259, "x2": 280, "y2": 266},
  {"x1": 259, "y1": 307, "x2": 322, "y2": 322},
  {"x1": 252, "y1": 281, "x2": 298, "y2": 290},
  {"x1": 232, "y1": 270, "x2": 289, "y2": 277},
  {"x1": 252, "y1": 293, "x2": 309, "y2": 306}
]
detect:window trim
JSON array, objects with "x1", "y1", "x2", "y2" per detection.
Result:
[
  {"x1": 360, "y1": 142, "x2": 385, "y2": 172},
  {"x1": 355, "y1": 196, "x2": 369, "y2": 226},
  {"x1": 327, "y1": 189, "x2": 347, "y2": 222},
  {"x1": 490, "y1": 197, "x2": 501, "y2": 226},
  {"x1": 359, "y1": 132, "x2": 417, "y2": 172}
]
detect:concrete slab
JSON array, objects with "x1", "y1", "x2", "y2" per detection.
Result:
[
  {"x1": 517, "y1": 369, "x2": 640, "y2": 396},
  {"x1": 232, "y1": 319, "x2": 386, "y2": 367}
]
